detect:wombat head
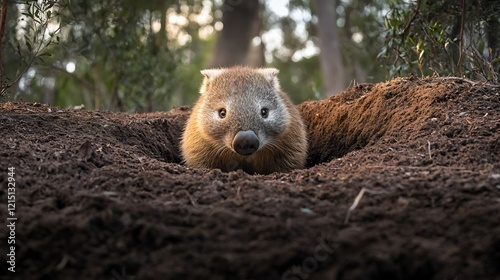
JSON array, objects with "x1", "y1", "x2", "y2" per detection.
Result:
[{"x1": 195, "y1": 67, "x2": 291, "y2": 156}]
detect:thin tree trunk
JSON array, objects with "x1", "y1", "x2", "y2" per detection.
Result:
[
  {"x1": 210, "y1": 0, "x2": 260, "y2": 68},
  {"x1": 160, "y1": 2, "x2": 167, "y2": 45},
  {"x1": 245, "y1": 38, "x2": 265, "y2": 67},
  {"x1": 457, "y1": 0, "x2": 466, "y2": 76},
  {"x1": 313, "y1": 0, "x2": 345, "y2": 97},
  {"x1": 484, "y1": 0, "x2": 500, "y2": 75},
  {"x1": 0, "y1": 0, "x2": 8, "y2": 96},
  {"x1": 244, "y1": 6, "x2": 264, "y2": 67},
  {"x1": 344, "y1": 5, "x2": 367, "y2": 83}
]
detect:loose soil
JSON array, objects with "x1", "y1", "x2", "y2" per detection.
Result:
[{"x1": 0, "y1": 76, "x2": 499, "y2": 280}]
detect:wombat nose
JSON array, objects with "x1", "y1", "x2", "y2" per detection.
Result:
[{"x1": 232, "y1": 130, "x2": 259, "y2": 156}]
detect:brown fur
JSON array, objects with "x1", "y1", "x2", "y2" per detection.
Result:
[{"x1": 181, "y1": 67, "x2": 307, "y2": 174}]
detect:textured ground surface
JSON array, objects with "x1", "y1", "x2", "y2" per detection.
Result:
[{"x1": 0, "y1": 76, "x2": 499, "y2": 280}]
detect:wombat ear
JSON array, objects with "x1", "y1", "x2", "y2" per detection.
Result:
[
  {"x1": 200, "y1": 69, "x2": 225, "y2": 94},
  {"x1": 256, "y1": 68, "x2": 281, "y2": 90},
  {"x1": 201, "y1": 69, "x2": 225, "y2": 80}
]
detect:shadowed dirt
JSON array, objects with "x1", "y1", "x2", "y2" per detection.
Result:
[{"x1": 0, "y1": 76, "x2": 499, "y2": 279}]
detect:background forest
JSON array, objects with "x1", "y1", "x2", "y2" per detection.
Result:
[{"x1": 0, "y1": 0, "x2": 499, "y2": 112}]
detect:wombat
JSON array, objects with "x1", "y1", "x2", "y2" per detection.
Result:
[{"x1": 181, "y1": 67, "x2": 307, "y2": 174}]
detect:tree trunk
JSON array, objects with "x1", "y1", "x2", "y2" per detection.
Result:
[
  {"x1": 344, "y1": 5, "x2": 367, "y2": 83},
  {"x1": 313, "y1": 0, "x2": 345, "y2": 97},
  {"x1": 484, "y1": 0, "x2": 500, "y2": 75},
  {"x1": 243, "y1": 22, "x2": 265, "y2": 67},
  {"x1": 210, "y1": 0, "x2": 261, "y2": 68},
  {"x1": 0, "y1": 0, "x2": 8, "y2": 96}
]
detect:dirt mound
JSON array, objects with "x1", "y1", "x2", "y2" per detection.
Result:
[
  {"x1": 301, "y1": 76, "x2": 499, "y2": 168},
  {"x1": 0, "y1": 77, "x2": 499, "y2": 280}
]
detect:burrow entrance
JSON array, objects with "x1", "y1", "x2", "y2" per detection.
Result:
[{"x1": 127, "y1": 76, "x2": 482, "y2": 171}]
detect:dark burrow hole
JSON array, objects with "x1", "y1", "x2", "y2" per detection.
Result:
[{"x1": 145, "y1": 84, "x2": 399, "y2": 172}]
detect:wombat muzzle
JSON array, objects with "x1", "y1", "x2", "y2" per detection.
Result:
[{"x1": 232, "y1": 130, "x2": 259, "y2": 156}]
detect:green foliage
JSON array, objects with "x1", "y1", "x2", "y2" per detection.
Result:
[
  {"x1": 1, "y1": 0, "x2": 60, "y2": 97},
  {"x1": 169, "y1": 30, "x2": 216, "y2": 106},
  {"x1": 3, "y1": 0, "x2": 213, "y2": 111},
  {"x1": 7, "y1": 0, "x2": 497, "y2": 111},
  {"x1": 272, "y1": 0, "x2": 388, "y2": 101},
  {"x1": 336, "y1": 0, "x2": 388, "y2": 83},
  {"x1": 53, "y1": 0, "x2": 179, "y2": 111},
  {"x1": 380, "y1": 0, "x2": 500, "y2": 82},
  {"x1": 272, "y1": 55, "x2": 322, "y2": 103}
]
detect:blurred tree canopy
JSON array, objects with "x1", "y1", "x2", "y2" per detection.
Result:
[
  {"x1": 380, "y1": 0, "x2": 500, "y2": 82},
  {"x1": 0, "y1": 0, "x2": 498, "y2": 112}
]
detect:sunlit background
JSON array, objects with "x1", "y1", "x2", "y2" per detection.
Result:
[{"x1": 1, "y1": 0, "x2": 498, "y2": 112}]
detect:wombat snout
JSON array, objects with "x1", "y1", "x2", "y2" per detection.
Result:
[{"x1": 232, "y1": 130, "x2": 259, "y2": 156}]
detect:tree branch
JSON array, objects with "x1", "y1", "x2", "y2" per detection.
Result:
[
  {"x1": 401, "y1": 0, "x2": 421, "y2": 42},
  {"x1": 394, "y1": 0, "x2": 421, "y2": 67}
]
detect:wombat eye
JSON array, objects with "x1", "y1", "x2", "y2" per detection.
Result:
[
  {"x1": 261, "y1": 108, "x2": 269, "y2": 118},
  {"x1": 218, "y1": 108, "x2": 227, "y2": 119}
]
